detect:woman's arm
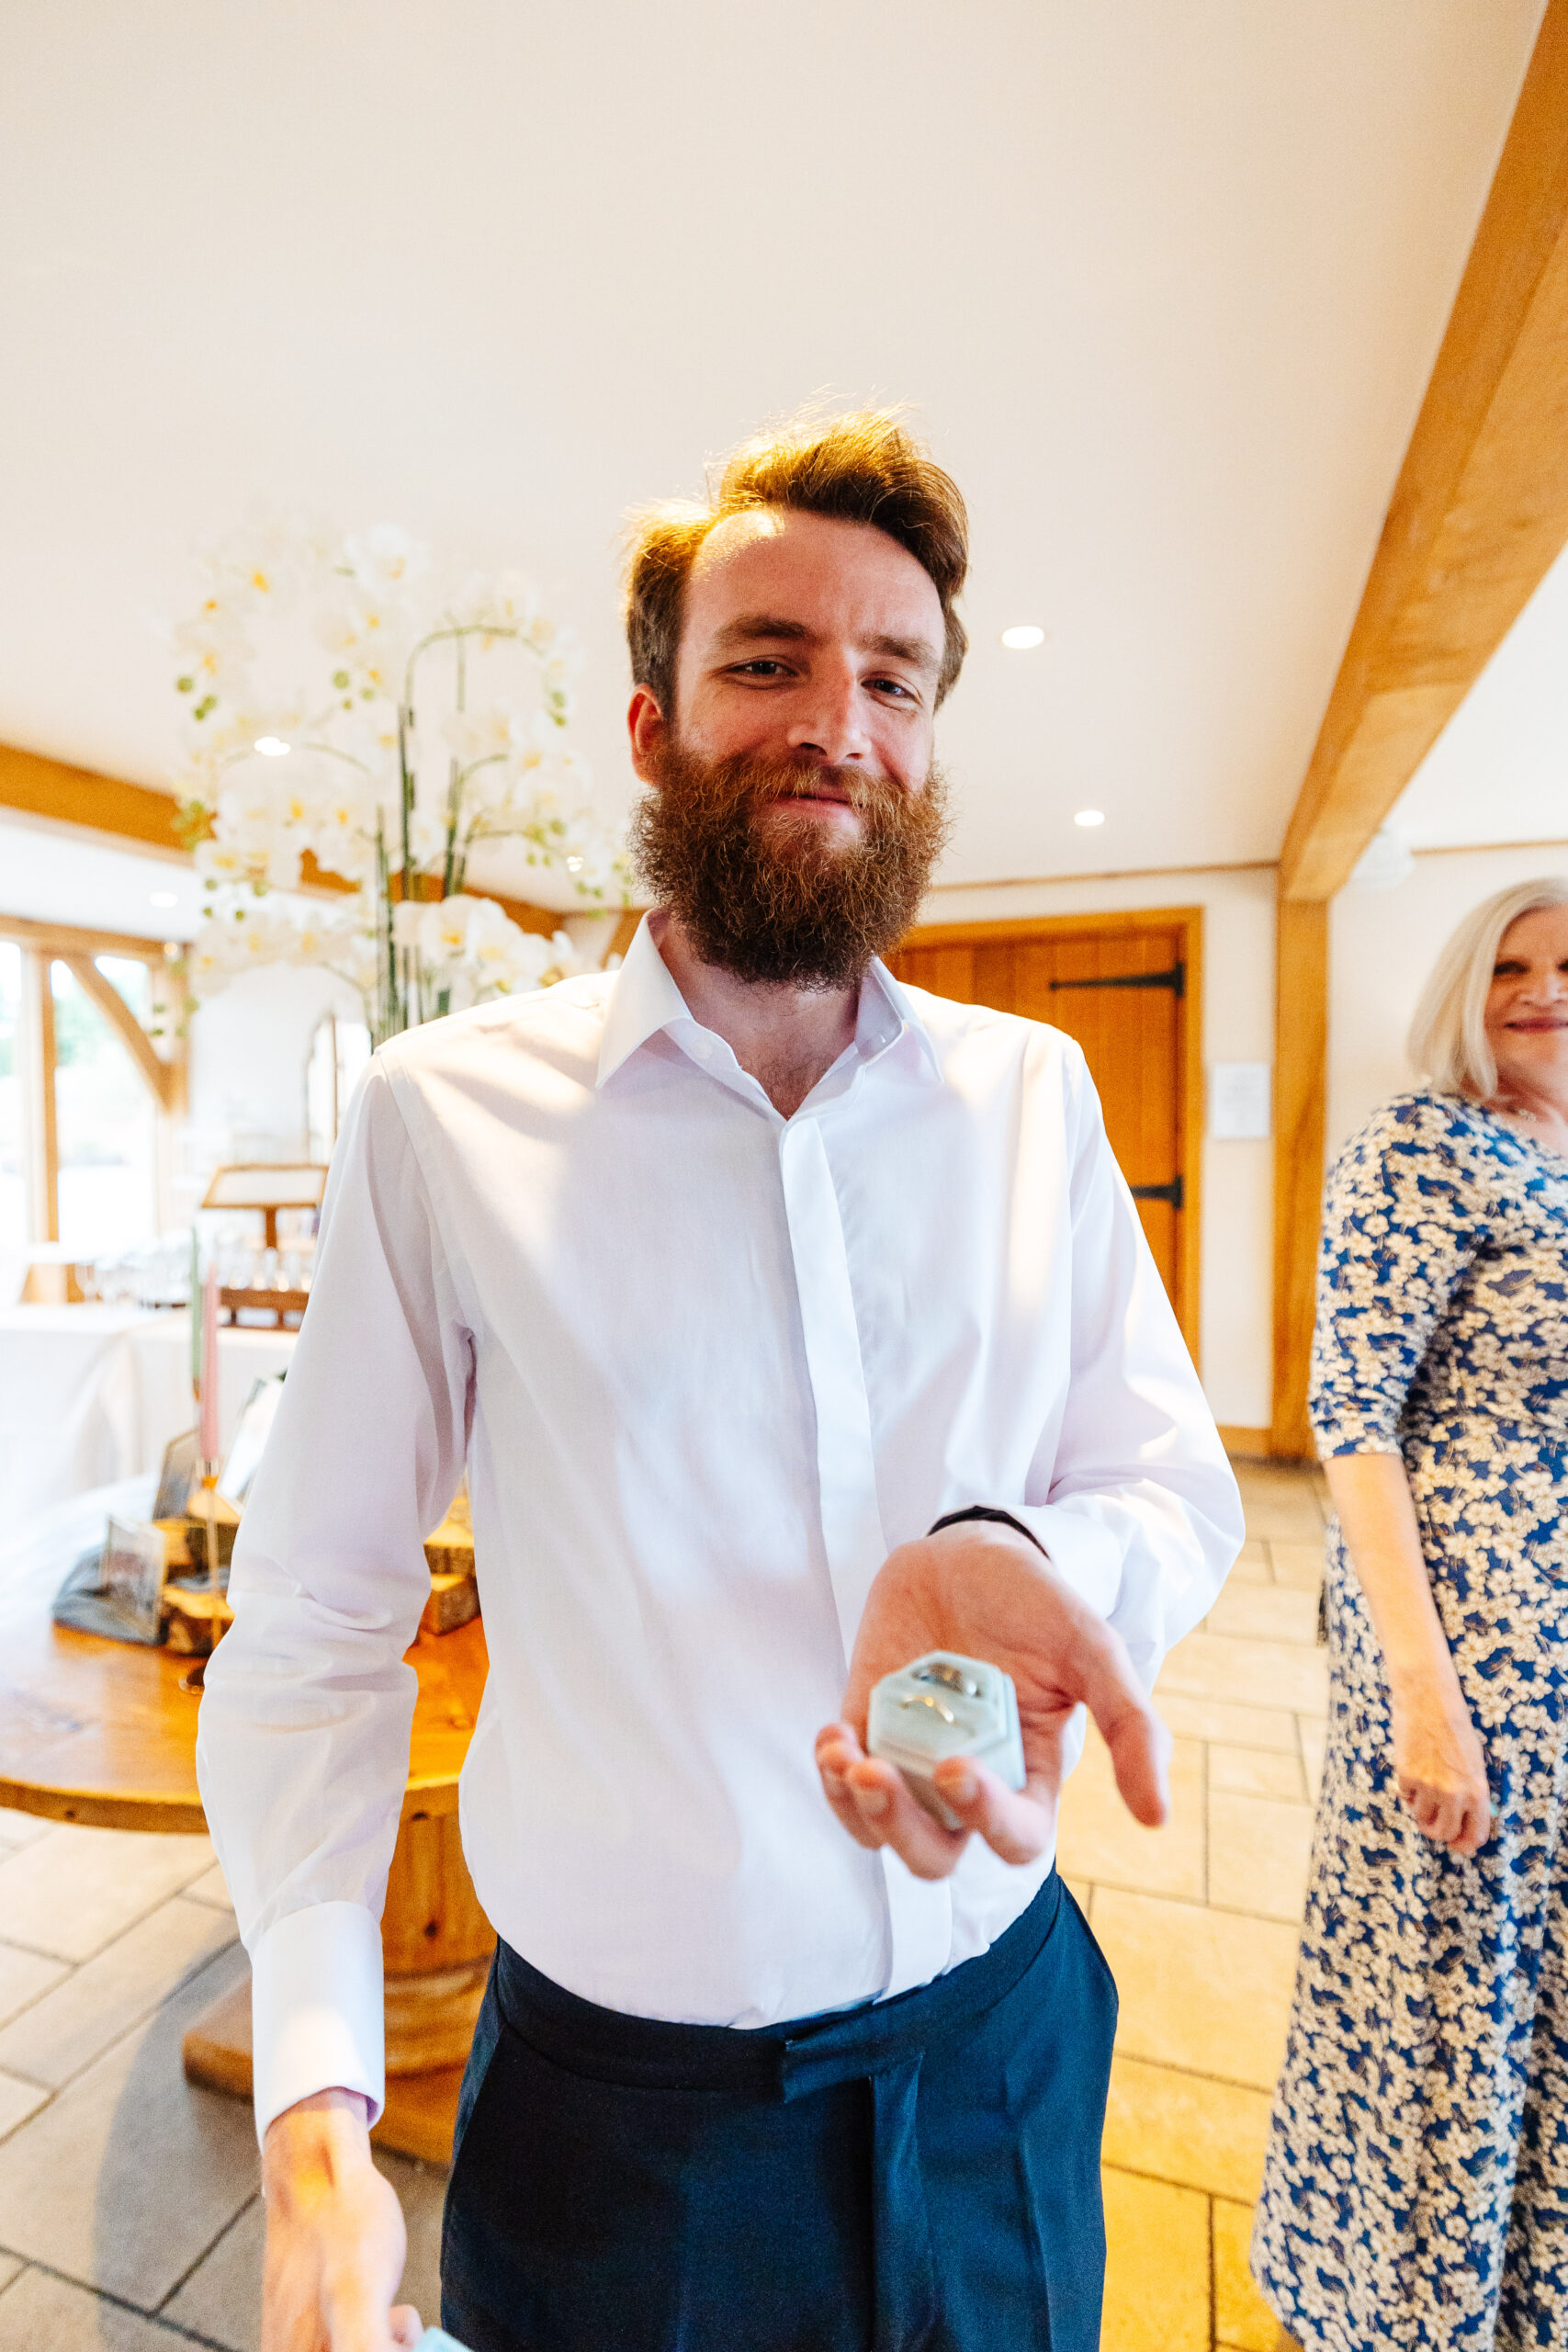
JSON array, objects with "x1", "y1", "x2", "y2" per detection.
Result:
[{"x1": 1325, "y1": 1452, "x2": 1491, "y2": 1858}]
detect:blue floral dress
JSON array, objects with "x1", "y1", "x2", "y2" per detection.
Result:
[{"x1": 1253, "y1": 1090, "x2": 1568, "y2": 2350}]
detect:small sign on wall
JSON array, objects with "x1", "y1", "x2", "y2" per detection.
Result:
[{"x1": 1209, "y1": 1062, "x2": 1272, "y2": 1139}]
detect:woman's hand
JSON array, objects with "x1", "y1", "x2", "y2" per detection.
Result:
[
  {"x1": 1389, "y1": 1665, "x2": 1493, "y2": 1859},
  {"x1": 1322, "y1": 1453, "x2": 1494, "y2": 1862}
]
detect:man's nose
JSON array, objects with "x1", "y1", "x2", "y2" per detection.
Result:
[{"x1": 786, "y1": 667, "x2": 869, "y2": 765}]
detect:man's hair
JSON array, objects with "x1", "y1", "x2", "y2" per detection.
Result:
[
  {"x1": 1408, "y1": 875, "x2": 1568, "y2": 1099},
  {"x1": 624, "y1": 408, "x2": 969, "y2": 720}
]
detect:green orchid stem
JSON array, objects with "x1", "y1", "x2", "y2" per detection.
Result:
[{"x1": 402, "y1": 618, "x2": 537, "y2": 712}]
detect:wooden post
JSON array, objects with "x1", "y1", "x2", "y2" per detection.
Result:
[
  {"x1": 1269, "y1": 897, "x2": 1327, "y2": 1459},
  {"x1": 19, "y1": 948, "x2": 59, "y2": 1245}
]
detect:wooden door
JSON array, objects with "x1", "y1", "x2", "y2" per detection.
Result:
[{"x1": 887, "y1": 910, "x2": 1201, "y2": 1357}]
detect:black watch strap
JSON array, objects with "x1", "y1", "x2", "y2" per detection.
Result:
[{"x1": 927, "y1": 1505, "x2": 1046, "y2": 1556}]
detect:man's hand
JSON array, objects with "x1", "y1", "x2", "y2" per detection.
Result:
[
  {"x1": 815, "y1": 1521, "x2": 1169, "y2": 1880},
  {"x1": 261, "y1": 2088, "x2": 422, "y2": 2351}
]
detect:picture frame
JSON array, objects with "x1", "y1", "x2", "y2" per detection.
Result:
[
  {"x1": 200, "y1": 1162, "x2": 327, "y2": 1213},
  {"x1": 217, "y1": 1372, "x2": 287, "y2": 1510},
  {"x1": 152, "y1": 1428, "x2": 200, "y2": 1523},
  {"x1": 100, "y1": 1514, "x2": 169, "y2": 1645}
]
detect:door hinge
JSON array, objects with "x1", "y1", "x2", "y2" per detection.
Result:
[
  {"x1": 1049, "y1": 960, "x2": 1184, "y2": 999},
  {"x1": 1130, "y1": 1175, "x2": 1184, "y2": 1211}
]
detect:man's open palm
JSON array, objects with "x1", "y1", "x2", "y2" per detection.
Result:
[{"x1": 816, "y1": 1521, "x2": 1171, "y2": 1879}]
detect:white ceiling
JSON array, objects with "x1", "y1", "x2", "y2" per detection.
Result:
[{"x1": 0, "y1": 1, "x2": 1547, "y2": 902}]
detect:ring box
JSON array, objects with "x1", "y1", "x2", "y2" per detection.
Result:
[{"x1": 867, "y1": 1651, "x2": 1026, "y2": 1830}]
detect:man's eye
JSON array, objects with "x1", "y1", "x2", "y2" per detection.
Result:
[
  {"x1": 731, "y1": 660, "x2": 790, "y2": 679},
  {"x1": 868, "y1": 677, "x2": 916, "y2": 701}
]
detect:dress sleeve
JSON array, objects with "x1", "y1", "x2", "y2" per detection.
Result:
[
  {"x1": 1309, "y1": 1096, "x2": 1484, "y2": 1456},
  {"x1": 195, "y1": 1056, "x2": 474, "y2": 2140}
]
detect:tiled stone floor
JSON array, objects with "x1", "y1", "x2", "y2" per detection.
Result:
[
  {"x1": 0, "y1": 1823, "x2": 446, "y2": 2347},
  {"x1": 0, "y1": 1459, "x2": 1320, "y2": 2348},
  {"x1": 1071, "y1": 1459, "x2": 1325, "y2": 2352}
]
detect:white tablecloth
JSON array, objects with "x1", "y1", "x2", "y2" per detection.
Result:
[{"x1": 0, "y1": 1307, "x2": 297, "y2": 1526}]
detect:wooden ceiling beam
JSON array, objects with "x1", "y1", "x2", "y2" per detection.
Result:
[
  {"x1": 0, "y1": 911, "x2": 182, "y2": 962},
  {"x1": 1280, "y1": 0, "x2": 1568, "y2": 902},
  {"x1": 0, "y1": 741, "x2": 190, "y2": 863}
]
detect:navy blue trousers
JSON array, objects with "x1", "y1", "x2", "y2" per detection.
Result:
[{"x1": 440, "y1": 1871, "x2": 1116, "y2": 2352}]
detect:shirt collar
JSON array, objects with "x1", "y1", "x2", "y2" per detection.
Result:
[
  {"x1": 595, "y1": 914, "x2": 694, "y2": 1087},
  {"x1": 596, "y1": 915, "x2": 942, "y2": 1091}
]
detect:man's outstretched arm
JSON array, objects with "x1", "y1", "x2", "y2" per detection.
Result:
[
  {"x1": 818, "y1": 1045, "x2": 1241, "y2": 1878},
  {"x1": 197, "y1": 1057, "x2": 474, "y2": 2345}
]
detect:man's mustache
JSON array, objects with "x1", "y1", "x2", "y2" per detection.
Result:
[{"x1": 752, "y1": 763, "x2": 897, "y2": 812}]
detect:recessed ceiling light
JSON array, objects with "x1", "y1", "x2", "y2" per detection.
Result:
[
  {"x1": 1074, "y1": 809, "x2": 1105, "y2": 828},
  {"x1": 149, "y1": 891, "x2": 178, "y2": 908},
  {"x1": 254, "y1": 735, "x2": 291, "y2": 757},
  {"x1": 1000, "y1": 625, "x2": 1046, "y2": 650}
]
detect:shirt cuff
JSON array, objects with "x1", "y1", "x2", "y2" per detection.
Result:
[{"x1": 249, "y1": 1901, "x2": 385, "y2": 2144}]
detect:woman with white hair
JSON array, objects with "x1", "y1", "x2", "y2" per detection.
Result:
[{"x1": 1255, "y1": 876, "x2": 1568, "y2": 2350}]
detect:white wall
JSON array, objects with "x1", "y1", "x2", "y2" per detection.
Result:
[
  {"x1": 919, "y1": 865, "x2": 1277, "y2": 1431},
  {"x1": 1328, "y1": 841, "x2": 1568, "y2": 1159},
  {"x1": 175, "y1": 875, "x2": 1285, "y2": 1427},
  {"x1": 180, "y1": 963, "x2": 363, "y2": 1219}
]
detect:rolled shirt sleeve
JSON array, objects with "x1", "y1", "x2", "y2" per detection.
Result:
[
  {"x1": 196, "y1": 1059, "x2": 473, "y2": 2138},
  {"x1": 1005, "y1": 1046, "x2": 1244, "y2": 1688}
]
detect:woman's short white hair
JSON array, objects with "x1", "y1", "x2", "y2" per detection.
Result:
[{"x1": 1408, "y1": 876, "x2": 1568, "y2": 1100}]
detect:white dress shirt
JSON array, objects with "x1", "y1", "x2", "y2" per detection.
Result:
[{"x1": 197, "y1": 917, "x2": 1242, "y2": 2137}]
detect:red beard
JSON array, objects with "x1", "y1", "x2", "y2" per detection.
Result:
[{"x1": 630, "y1": 742, "x2": 951, "y2": 989}]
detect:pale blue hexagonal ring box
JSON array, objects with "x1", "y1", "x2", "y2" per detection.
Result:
[{"x1": 866, "y1": 1652, "x2": 1026, "y2": 1830}]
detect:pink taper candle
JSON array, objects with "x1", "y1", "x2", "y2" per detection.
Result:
[{"x1": 198, "y1": 1261, "x2": 221, "y2": 1464}]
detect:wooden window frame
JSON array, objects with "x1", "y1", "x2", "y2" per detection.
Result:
[
  {"x1": 895, "y1": 905, "x2": 1205, "y2": 1371},
  {"x1": 1, "y1": 913, "x2": 187, "y2": 1248}
]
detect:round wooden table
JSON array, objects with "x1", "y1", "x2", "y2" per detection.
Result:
[{"x1": 0, "y1": 1532, "x2": 492, "y2": 2164}]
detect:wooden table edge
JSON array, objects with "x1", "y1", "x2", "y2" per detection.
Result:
[{"x1": 0, "y1": 1771, "x2": 463, "y2": 1836}]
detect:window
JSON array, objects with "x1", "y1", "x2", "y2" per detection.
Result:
[
  {"x1": 52, "y1": 959, "x2": 159, "y2": 1255},
  {"x1": 0, "y1": 944, "x2": 23, "y2": 1254},
  {"x1": 306, "y1": 1012, "x2": 372, "y2": 1162},
  {"x1": 0, "y1": 924, "x2": 181, "y2": 1253}
]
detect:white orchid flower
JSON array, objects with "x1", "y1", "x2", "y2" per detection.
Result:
[
  {"x1": 406, "y1": 807, "x2": 448, "y2": 873},
  {"x1": 344, "y1": 523, "x2": 430, "y2": 601},
  {"x1": 441, "y1": 703, "x2": 541, "y2": 766},
  {"x1": 263, "y1": 838, "x2": 304, "y2": 891},
  {"x1": 421, "y1": 897, "x2": 478, "y2": 963},
  {"x1": 193, "y1": 838, "x2": 256, "y2": 887},
  {"x1": 173, "y1": 518, "x2": 626, "y2": 1028}
]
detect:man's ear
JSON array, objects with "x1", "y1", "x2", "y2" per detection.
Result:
[{"x1": 627, "y1": 686, "x2": 666, "y2": 785}]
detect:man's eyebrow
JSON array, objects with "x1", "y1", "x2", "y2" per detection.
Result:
[
  {"x1": 708, "y1": 615, "x2": 941, "y2": 674},
  {"x1": 708, "y1": 615, "x2": 815, "y2": 652},
  {"x1": 864, "y1": 630, "x2": 941, "y2": 675}
]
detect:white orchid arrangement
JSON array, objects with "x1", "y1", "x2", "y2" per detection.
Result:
[{"x1": 173, "y1": 519, "x2": 630, "y2": 1040}]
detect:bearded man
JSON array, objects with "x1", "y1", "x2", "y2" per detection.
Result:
[{"x1": 198, "y1": 411, "x2": 1243, "y2": 2352}]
